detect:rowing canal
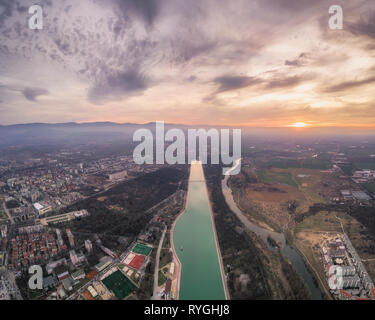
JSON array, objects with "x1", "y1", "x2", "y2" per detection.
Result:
[
  {"x1": 173, "y1": 159, "x2": 322, "y2": 300},
  {"x1": 173, "y1": 160, "x2": 226, "y2": 300}
]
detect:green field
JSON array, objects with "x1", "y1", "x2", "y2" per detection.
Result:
[
  {"x1": 102, "y1": 270, "x2": 136, "y2": 299},
  {"x1": 361, "y1": 183, "x2": 375, "y2": 195},
  {"x1": 256, "y1": 158, "x2": 330, "y2": 170},
  {"x1": 257, "y1": 170, "x2": 298, "y2": 187},
  {"x1": 295, "y1": 211, "x2": 344, "y2": 233},
  {"x1": 132, "y1": 243, "x2": 152, "y2": 256},
  {"x1": 340, "y1": 164, "x2": 355, "y2": 176},
  {"x1": 0, "y1": 209, "x2": 7, "y2": 220},
  {"x1": 158, "y1": 270, "x2": 167, "y2": 286},
  {"x1": 354, "y1": 162, "x2": 375, "y2": 170}
]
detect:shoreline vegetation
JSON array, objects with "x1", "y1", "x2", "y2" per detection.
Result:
[
  {"x1": 169, "y1": 192, "x2": 186, "y2": 300},
  {"x1": 203, "y1": 166, "x2": 231, "y2": 300}
]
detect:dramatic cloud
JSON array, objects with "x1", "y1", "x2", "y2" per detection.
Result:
[
  {"x1": 347, "y1": 11, "x2": 375, "y2": 40},
  {"x1": 0, "y1": 0, "x2": 374, "y2": 126},
  {"x1": 324, "y1": 76, "x2": 375, "y2": 93},
  {"x1": 264, "y1": 74, "x2": 315, "y2": 90},
  {"x1": 212, "y1": 73, "x2": 314, "y2": 94},
  {"x1": 285, "y1": 53, "x2": 309, "y2": 67},
  {"x1": 21, "y1": 87, "x2": 49, "y2": 102},
  {"x1": 0, "y1": 0, "x2": 15, "y2": 26},
  {"x1": 88, "y1": 68, "x2": 150, "y2": 103},
  {"x1": 113, "y1": 0, "x2": 160, "y2": 26},
  {"x1": 213, "y1": 76, "x2": 262, "y2": 93}
]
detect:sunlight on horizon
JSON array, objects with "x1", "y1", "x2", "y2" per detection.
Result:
[{"x1": 289, "y1": 122, "x2": 308, "y2": 128}]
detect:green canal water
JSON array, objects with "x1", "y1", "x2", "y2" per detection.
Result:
[{"x1": 173, "y1": 161, "x2": 226, "y2": 300}]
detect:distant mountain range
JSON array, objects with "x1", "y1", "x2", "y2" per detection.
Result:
[
  {"x1": 0, "y1": 121, "x2": 192, "y2": 147},
  {"x1": 0, "y1": 121, "x2": 190, "y2": 128},
  {"x1": 0, "y1": 122, "x2": 374, "y2": 148}
]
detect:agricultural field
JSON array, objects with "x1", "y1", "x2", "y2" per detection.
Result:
[
  {"x1": 229, "y1": 165, "x2": 343, "y2": 230},
  {"x1": 257, "y1": 170, "x2": 298, "y2": 187},
  {"x1": 294, "y1": 210, "x2": 344, "y2": 234},
  {"x1": 254, "y1": 158, "x2": 331, "y2": 170}
]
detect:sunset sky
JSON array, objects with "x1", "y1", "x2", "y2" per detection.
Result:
[{"x1": 0, "y1": 0, "x2": 375, "y2": 127}]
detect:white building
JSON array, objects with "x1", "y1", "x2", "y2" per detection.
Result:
[
  {"x1": 70, "y1": 250, "x2": 79, "y2": 266},
  {"x1": 33, "y1": 201, "x2": 52, "y2": 216},
  {"x1": 85, "y1": 240, "x2": 93, "y2": 253},
  {"x1": 0, "y1": 225, "x2": 7, "y2": 238},
  {"x1": 108, "y1": 170, "x2": 127, "y2": 181}
]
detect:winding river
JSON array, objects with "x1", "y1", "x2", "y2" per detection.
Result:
[{"x1": 222, "y1": 159, "x2": 323, "y2": 300}]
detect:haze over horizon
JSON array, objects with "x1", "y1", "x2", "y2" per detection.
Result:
[
  {"x1": 1, "y1": 120, "x2": 375, "y2": 130},
  {"x1": 1, "y1": 0, "x2": 375, "y2": 127}
]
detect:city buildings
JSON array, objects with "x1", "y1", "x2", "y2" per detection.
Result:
[
  {"x1": 321, "y1": 233, "x2": 375, "y2": 300},
  {"x1": 70, "y1": 250, "x2": 79, "y2": 266},
  {"x1": 108, "y1": 170, "x2": 128, "y2": 181},
  {"x1": 0, "y1": 225, "x2": 7, "y2": 238},
  {"x1": 33, "y1": 201, "x2": 52, "y2": 217},
  {"x1": 66, "y1": 229, "x2": 75, "y2": 248}
]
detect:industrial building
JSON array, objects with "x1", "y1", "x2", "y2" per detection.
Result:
[{"x1": 108, "y1": 170, "x2": 127, "y2": 181}]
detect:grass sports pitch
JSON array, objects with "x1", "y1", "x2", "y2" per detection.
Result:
[
  {"x1": 132, "y1": 243, "x2": 152, "y2": 256},
  {"x1": 102, "y1": 270, "x2": 136, "y2": 299}
]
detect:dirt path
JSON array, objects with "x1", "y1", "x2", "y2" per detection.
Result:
[{"x1": 152, "y1": 226, "x2": 167, "y2": 300}]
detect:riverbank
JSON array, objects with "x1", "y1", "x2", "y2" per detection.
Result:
[
  {"x1": 204, "y1": 170, "x2": 230, "y2": 300},
  {"x1": 221, "y1": 159, "x2": 323, "y2": 299},
  {"x1": 222, "y1": 175, "x2": 286, "y2": 249},
  {"x1": 169, "y1": 192, "x2": 186, "y2": 300},
  {"x1": 292, "y1": 240, "x2": 331, "y2": 300}
]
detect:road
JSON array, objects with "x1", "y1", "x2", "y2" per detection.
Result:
[
  {"x1": 335, "y1": 214, "x2": 345, "y2": 233},
  {"x1": 66, "y1": 257, "x2": 120, "y2": 300},
  {"x1": 66, "y1": 239, "x2": 139, "y2": 300},
  {"x1": 2, "y1": 202, "x2": 14, "y2": 225},
  {"x1": 152, "y1": 226, "x2": 167, "y2": 300}
]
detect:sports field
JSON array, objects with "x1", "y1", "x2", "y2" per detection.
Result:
[
  {"x1": 132, "y1": 243, "x2": 152, "y2": 256},
  {"x1": 102, "y1": 270, "x2": 136, "y2": 299},
  {"x1": 82, "y1": 290, "x2": 95, "y2": 300},
  {"x1": 129, "y1": 254, "x2": 146, "y2": 270}
]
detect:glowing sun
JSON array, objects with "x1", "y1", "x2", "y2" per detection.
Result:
[{"x1": 290, "y1": 122, "x2": 308, "y2": 128}]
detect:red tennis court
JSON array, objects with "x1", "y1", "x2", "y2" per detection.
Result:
[{"x1": 129, "y1": 254, "x2": 146, "y2": 270}]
